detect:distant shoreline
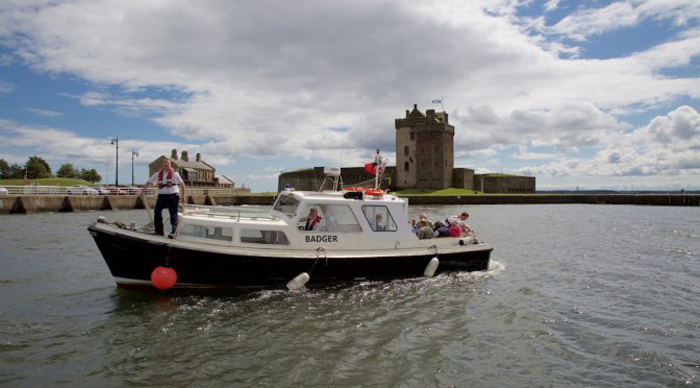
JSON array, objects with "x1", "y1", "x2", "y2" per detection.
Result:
[{"x1": 1, "y1": 193, "x2": 698, "y2": 214}]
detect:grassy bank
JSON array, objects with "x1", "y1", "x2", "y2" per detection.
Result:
[
  {"x1": 393, "y1": 188, "x2": 483, "y2": 196},
  {"x1": 0, "y1": 178, "x2": 97, "y2": 186}
]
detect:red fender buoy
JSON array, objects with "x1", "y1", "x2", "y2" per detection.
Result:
[{"x1": 151, "y1": 266, "x2": 177, "y2": 290}]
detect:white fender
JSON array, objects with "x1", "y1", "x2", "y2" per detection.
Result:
[
  {"x1": 423, "y1": 257, "x2": 439, "y2": 277},
  {"x1": 286, "y1": 272, "x2": 310, "y2": 290}
]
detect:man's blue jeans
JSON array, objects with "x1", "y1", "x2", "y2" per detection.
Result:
[{"x1": 154, "y1": 193, "x2": 179, "y2": 235}]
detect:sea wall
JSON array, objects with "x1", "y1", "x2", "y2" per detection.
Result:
[
  {"x1": 402, "y1": 194, "x2": 699, "y2": 206},
  {"x1": 0, "y1": 194, "x2": 697, "y2": 214}
]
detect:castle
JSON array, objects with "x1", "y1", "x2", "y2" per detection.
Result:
[{"x1": 278, "y1": 104, "x2": 535, "y2": 193}]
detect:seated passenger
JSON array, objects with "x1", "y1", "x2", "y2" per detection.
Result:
[
  {"x1": 447, "y1": 211, "x2": 474, "y2": 236},
  {"x1": 375, "y1": 213, "x2": 386, "y2": 231},
  {"x1": 419, "y1": 214, "x2": 434, "y2": 230},
  {"x1": 417, "y1": 220, "x2": 433, "y2": 240},
  {"x1": 433, "y1": 219, "x2": 451, "y2": 238},
  {"x1": 409, "y1": 218, "x2": 417, "y2": 234},
  {"x1": 449, "y1": 221, "x2": 462, "y2": 237},
  {"x1": 299, "y1": 207, "x2": 322, "y2": 231}
]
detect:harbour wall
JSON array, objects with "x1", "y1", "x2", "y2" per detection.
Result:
[{"x1": 0, "y1": 194, "x2": 697, "y2": 214}]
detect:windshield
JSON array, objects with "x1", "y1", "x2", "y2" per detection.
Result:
[{"x1": 273, "y1": 194, "x2": 300, "y2": 216}]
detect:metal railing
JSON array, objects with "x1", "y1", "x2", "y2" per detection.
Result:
[{"x1": 0, "y1": 185, "x2": 256, "y2": 197}]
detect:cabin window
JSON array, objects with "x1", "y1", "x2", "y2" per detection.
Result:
[
  {"x1": 361, "y1": 205, "x2": 397, "y2": 232},
  {"x1": 179, "y1": 224, "x2": 233, "y2": 242},
  {"x1": 240, "y1": 229, "x2": 290, "y2": 245},
  {"x1": 273, "y1": 194, "x2": 300, "y2": 216},
  {"x1": 298, "y1": 204, "x2": 361, "y2": 232}
]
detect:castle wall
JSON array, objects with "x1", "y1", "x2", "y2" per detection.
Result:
[
  {"x1": 452, "y1": 168, "x2": 474, "y2": 189},
  {"x1": 474, "y1": 175, "x2": 535, "y2": 193},
  {"x1": 395, "y1": 127, "x2": 417, "y2": 189},
  {"x1": 396, "y1": 105, "x2": 454, "y2": 190}
]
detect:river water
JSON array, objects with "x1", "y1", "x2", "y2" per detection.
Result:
[{"x1": 0, "y1": 205, "x2": 698, "y2": 386}]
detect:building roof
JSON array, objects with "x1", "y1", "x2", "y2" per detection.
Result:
[
  {"x1": 218, "y1": 175, "x2": 235, "y2": 185},
  {"x1": 170, "y1": 157, "x2": 213, "y2": 171},
  {"x1": 148, "y1": 155, "x2": 214, "y2": 171}
]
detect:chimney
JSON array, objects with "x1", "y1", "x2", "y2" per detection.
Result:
[
  {"x1": 413, "y1": 104, "x2": 417, "y2": 110},
  {"x1": 196, "y1": 153, "x2": 201, "y2": 162},
  {"x1": 181, "y1": 150, "x2": 189, "y2": 162},
  {"x1": 171, "y1": 149, "x2": 178, "y2": 160}
]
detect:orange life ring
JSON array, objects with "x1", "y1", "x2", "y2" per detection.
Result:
[{"x1": 364, "y1": 189, "x2": 384, "y2": 197}]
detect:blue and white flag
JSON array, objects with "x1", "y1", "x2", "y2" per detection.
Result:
[{"x1": 432, "y1": 99, "x2": 442, "y2": 104}]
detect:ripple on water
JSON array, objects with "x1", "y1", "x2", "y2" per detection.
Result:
[{"x1": 1, "y1": 206, "x2": 700, "y2": 386}]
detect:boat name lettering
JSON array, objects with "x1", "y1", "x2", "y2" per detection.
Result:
[{"x1": 305, "y1": 235, "x2": 338, "y2": 243}]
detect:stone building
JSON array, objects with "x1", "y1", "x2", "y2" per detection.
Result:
[
  {"x1": 474, "y1": 174, "x2": 535, "y2": 193},
  {"x1": 395, "y1": 104, "x2": 454, "y2": 190},
  {"x1": 452, "y1": 168, "x2": 475, "y2": 190},
  {"x1": 277, "y1": 166, "x2": 394, "y2": 192},
  {"x1": 278, "y1": 104, "x2": 536, "y2": 193},
  {"x1": 149, "y1": 149, "x2": 235, "y2": 188}
]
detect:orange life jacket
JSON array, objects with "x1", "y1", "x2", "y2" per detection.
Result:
[{"x1": 157, "y1": 168, "x2": 174, "y2": 189}]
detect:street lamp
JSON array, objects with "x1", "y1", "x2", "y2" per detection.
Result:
[
  {"x1": 131, "y1": 150, "x2": 139, "y2": 186},
  {"x1": 110, "y1": 136, "x2": 119, "y2": 186}
]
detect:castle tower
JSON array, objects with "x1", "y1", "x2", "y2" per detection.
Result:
[{"x1": 395, "y1": 104, "x2": 454, "y2": 189}]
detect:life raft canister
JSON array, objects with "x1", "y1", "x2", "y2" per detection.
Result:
[
  {"x1": 364, "y1": 189, "x2": 384, "y2": 197},
  {"x1": 343, "y1": 187, "x2": 384, "y2": 197}
]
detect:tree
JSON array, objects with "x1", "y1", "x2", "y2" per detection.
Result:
[
  {"x1": 8, "y1": 164, "x2": 24, "y2": 179},
  {"x1": 0, "y1": 159, "x2": 9, "y2": 179},
  {"x1": 25, "y1": 156, "x2": 52, "y2": 179},
  {"x1": 79, "y1": 168, "x2": 102, "y2": 183},
  {"x1": 56, "y1": 163, "x2": 79, "y2": 179}
]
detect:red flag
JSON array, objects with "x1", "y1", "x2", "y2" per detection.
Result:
[{"x1": 364, "y1": 163, "x2": 376, "y2": 174}]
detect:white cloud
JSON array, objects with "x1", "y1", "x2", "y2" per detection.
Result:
[
  {"x1": 0, "y1": 78, "x2": 14, "y2": 94},
  {"x1": 0, "y1": 118, "x2": 234, "y2": 169},
  {"x1": 0, "y1": 1, "x2": 698, "y2": 189},
  {"x1": 26, "y1": 107, "x2": 63, "y2": 117},
  {"x1": 518, "y1": 105, "x2": 700, "y2": 179},
  {"x1": 546, "y1": 0, "x2": 700, "y2": 41},
  {"x1": 544, "y1": 0, "x2": 559, "y2": 13}
]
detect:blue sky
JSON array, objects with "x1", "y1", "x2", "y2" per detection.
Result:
[{"x1": 1, "y1": 0, "x2": 699, "y2": 191}]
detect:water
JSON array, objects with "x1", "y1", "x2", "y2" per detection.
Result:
[{"x1": 0, "y1": 205, "x2": 698, "y2": 386}]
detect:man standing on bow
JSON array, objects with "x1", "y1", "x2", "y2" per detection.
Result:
[{"x1": 139, "y1": 158, "x2": 186, "y2": 237}]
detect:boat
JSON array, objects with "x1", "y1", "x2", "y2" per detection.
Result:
[{"x1": 88, "y1": 156, "x2": 493, "y2": 290}]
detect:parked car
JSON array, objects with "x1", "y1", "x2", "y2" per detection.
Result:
[
  {"x1": 104, "y1": 186, "x2": 128, "y2": 195},
  {"x1": 125, "y1": 186, "x2": 141, "y2": 195},
  {"x1": 67, "y1": 185, "x2": 99, "y2": 195},
  {"x1": 0, "y1": 187, "x2": 8, "y2": 195},
  {"x1": 95, "y1": 187, "x2": 110, "y2": 195}
]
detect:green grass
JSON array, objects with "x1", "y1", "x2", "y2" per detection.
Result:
[
  {"x1": 393, "y1": 188, "x2": 483, "y2": 196},
  {"x1": 0, "y1": 177, "x2": 97, "y2": 186}
]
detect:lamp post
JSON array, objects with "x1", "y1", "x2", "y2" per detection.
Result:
[
  {"x1": 131, "y1": 150, "x2": 139, "y2": 186},
  {"x1": 110, "y1": 136, "x2": 119, "y2": 186}
]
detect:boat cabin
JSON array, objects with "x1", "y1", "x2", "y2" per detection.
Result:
[{"x1": 174, "y1": 190, "x2": 418, "y2": 250}]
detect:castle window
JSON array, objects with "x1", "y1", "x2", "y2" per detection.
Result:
[
  {"x1": 410, "y1": 132, "x2": 416, "y2": 141},
  {"x1": 404, "y1": 146, "x2": 409, "y2": 155},
  {"x1": 404, "y1": 162, "x2": 409, "y2": 171}
]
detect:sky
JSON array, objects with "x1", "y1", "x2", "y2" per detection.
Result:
[{"x1": 0, "y1": 0, "x2": 699, "y2": 192}]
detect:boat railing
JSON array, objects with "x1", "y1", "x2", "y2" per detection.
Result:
[{"x1": 183, "y1": 204, "x2": 280, "y2": 222}]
